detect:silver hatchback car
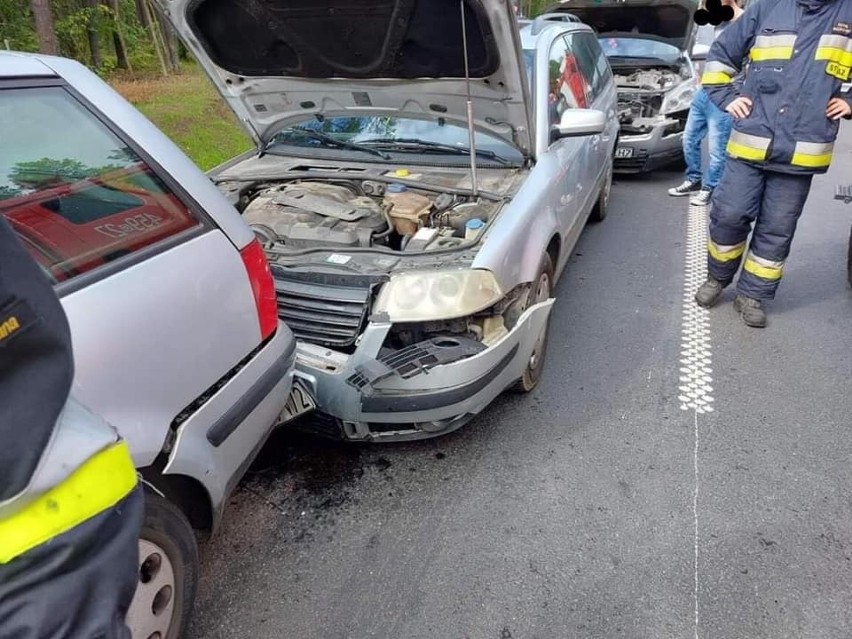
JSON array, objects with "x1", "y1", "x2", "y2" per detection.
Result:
[
  {"x1": 0, "y1": 52, "x2": 298, "y2": 637},
  {"x1": 159, "y1": 0, "x2": 619, "y2": 443}
]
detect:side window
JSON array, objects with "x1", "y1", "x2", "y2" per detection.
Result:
[
  {"x1": 547, "y1": 35, "x2": 591, "y2": 129},
  {"x1": 590, "y1": 35, "x2": 613, "y2": 87},
  {"x1": 0, "y1": 86, "x2": 201, "y2": 283},
  {"x1": 573, "y1": 33, "x2": 604, "y2": 101}
]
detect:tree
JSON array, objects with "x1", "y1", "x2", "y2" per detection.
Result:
[
  {"x1": 85, "y1": 0, "x2": 102, "y2": 70},
  {"x1": 30, "y1": 0, "x2": 58, "y2": 55}
]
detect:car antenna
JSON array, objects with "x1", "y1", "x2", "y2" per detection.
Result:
[{"x1": 460, "y1": 0, "x2": 479, "y2": 196}]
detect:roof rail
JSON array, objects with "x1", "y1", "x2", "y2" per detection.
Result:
[{"x1": 530, "y1": 12, "x2": 583, "y2": 35}]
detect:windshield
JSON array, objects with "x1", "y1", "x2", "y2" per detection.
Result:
[
  {"x1": 266, "y1": 116, "x2": 524, "y2": 166},
  {"x1": 599, "y1": 37, "x2": 682, "y2": 62}
]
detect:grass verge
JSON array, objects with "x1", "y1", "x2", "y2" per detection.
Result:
[{"x1": 110, "y1": 64, "x2": 253, "y2": 171}]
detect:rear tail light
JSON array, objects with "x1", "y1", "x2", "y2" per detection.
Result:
[{"x1": 239, "y1": 239, "x2": 278, "y2": 341}]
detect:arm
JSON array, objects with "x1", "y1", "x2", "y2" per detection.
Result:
[
  {"x1": 0, "y1": 216, "x2": 74, "y2": 502},
  {"x1": 701, "y1": 5, "x2": 761, "y2": 110}
]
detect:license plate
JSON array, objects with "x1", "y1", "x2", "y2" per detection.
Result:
[
  {"x1": 615, "y1": 146, "x2": 634, "y2": 159},
  {"x1": 280, "y1": 382, "x2": 316, "y2": 423}
]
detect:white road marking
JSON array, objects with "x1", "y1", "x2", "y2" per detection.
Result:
[{"x1": 680, "y1": 201, "x2": 715, "y2": 639}]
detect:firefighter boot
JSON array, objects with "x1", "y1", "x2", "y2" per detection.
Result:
[
  {"x1": 733, "y1": 295, "x2": 767, "y2": 328},
  {"x1": 694, "y1": 277, "x2": 724, "y2": 308}
]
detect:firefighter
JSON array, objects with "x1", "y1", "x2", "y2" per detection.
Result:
[
  {"x1": 0, "y1": 217, "x2": 142, "y2": 638},
  {"x1": 695, "y1": 0, "x2": 852, "y2": 327}
]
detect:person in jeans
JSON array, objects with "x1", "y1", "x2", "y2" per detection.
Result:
[{"x1": 668, "y1": 0, "x2": 744, "y2": 206}]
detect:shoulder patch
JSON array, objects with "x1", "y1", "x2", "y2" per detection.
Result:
[
  {"x1": 832, "y1": 22, "x2": 851, "y2": 36},
  {"x1": 0, "y1": 298, "x2": 38, "y2": 346}
]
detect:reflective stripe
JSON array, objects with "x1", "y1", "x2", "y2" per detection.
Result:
[
  {"x1": 726, "y1": 131, "x2": 771, "y2": 162},
  {"x1": 815, "y1": 34, "x2": 852, "y2": 66},
  {"x1": 0, "y1": 442, "x2": 137, "y2": 564},
  {"x1": 750, "y1": 34, "x2": 797, "y2": 62},
  {"x1": 743, "y1": 252, "x2": 784, "y2": 281},
  {"x1": 708, "y1": 240, "x2": 746, "y2": 263},
  {"x1": 702, "y1": 61, "x2": 737, "y2": 84},
  {"x1": 702, "y1": 71, "x2": 733, "y2": 84},
  {"x1": 791, "y1": 141, "x2": 834, "y2": 168}
]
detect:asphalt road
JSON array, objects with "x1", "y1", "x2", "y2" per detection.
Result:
[{"x1": 188, "y1": 133, "x2": 852, "y2": 639}]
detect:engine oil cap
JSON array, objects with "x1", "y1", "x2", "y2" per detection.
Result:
[{"x1": 394, "y1": 168, "x2": 411, "y2": 177}]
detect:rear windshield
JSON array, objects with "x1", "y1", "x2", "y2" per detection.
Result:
[{"x1": 0, "y1": 86, "x2": 201, "y2": 283}]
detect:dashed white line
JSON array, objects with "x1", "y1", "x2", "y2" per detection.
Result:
[{"x1": 680, "y1": 201, "x2": 714, "y2": 639}]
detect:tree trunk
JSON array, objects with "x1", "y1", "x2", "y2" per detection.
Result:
[
  {"x1": 85, "y1": 0, "x2": 102, "y2": 70},
  {"x1": 105, "y1": 0, "x2": 131, "y2": 70},
  {"x1": 135, "y1": 0, "x2": 151, "y2": 29},
  {"x1": 144, "y1": 0, "x2": 169, "y2": 75},
  {"x1": 30, "y1": 0, "x2": 59, "y2": 55},
  {"x1": 149, "y1": 0, "x2": 180, "y2": 72}
]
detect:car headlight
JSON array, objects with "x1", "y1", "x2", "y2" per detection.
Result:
[
  {"x1": 661, "y1": 79, "x2": 698, "y2": 114},
  {"x1": 374, "y1": 269, "x2": 504, "y2": 323}
]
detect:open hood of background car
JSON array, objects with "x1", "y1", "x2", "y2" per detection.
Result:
[
  {"x1": 155, "y1": 0, "x2": 534, "y2": 156},
  {"x1": 544, "y1": 0, "x2": 698, "y2": 52}
]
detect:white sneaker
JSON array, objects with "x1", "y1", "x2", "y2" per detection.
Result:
[
  {"x1": 690, "y1": 187, "x2": 713, "y2": 207},
  {"x1": 668, "y1": 179, "x2": 702, "y2": 197}
]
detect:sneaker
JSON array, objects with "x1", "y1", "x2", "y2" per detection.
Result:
[
  {"x1": 695, "y1": 277, "x2": 725, "y2": 308},
  {"x1": 733, "y1": 295, "x2": 767, "y2": 328},
  {"x1": 690, "y1": 187, "x2": 713, "y2": 207},
  {"x1": 668, "y1": 179, "x2": 702, "y2": 197}
]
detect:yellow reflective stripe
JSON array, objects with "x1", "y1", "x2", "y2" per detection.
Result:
[
  {"x1": 744, "y1": 254, "x2": 783, "y2": 280},
  {"x1": 791, "y1": 141, "x2": 834, "y2": 168},
  {"x1": 750, "y1": 46, "x2": 794, "y2": 61},
  {"x1": 0, "y1": 441, "x2": 137, "y2": 564},
  {"x1": 726, "y1": 131, "x2": 771, "y2": 162},
  {"x1": 702, "y1": 71, "x2": 733, "y2": 84},
  {"x1": 815, "y1": 47, "x2": 852, "y2": 66},
  {"x1": 708, "y1": 241, "x2": 746, "y2": 263}
]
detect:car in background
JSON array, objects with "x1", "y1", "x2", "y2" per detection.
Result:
[
  {"x1": 0, "y1": 51, "x2": 299, "y2": 638},
  {"x1": 547, "y1": 0, "x2": 700, "y2": 172},
  {"x1": 157, "y1": 0, "x2": 618, "y2": 443}
]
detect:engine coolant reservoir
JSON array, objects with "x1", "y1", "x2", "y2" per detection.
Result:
[{"x1": 383, "y1": 183, "x2": 432, "y2": 236}]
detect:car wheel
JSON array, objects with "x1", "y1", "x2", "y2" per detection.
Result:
[
  {"x1": 510, "y1": 252, "x2": 554, "y2": 394},
  {"x1": 589, "y1": 159, "x2": 613, "y2": 223},
  {"x1": 126, "y1": 493, "x2": 199, "y2": 639}
]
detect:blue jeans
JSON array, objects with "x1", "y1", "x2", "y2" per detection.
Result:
[{"x1": 682, "y1": 88, "x2": 733, "y2": 189}]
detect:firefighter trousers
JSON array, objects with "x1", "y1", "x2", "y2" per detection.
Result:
[{"x1": 707, "y1": 158, "x2": 813, "y2": 300}]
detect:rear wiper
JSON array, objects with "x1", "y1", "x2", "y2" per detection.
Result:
[
  {"x1": 360, "y1": 138, "x2": 510, "y2": 165},
  {"x1": 265, "y1": 128, "x2": 391, "y2": 160}
]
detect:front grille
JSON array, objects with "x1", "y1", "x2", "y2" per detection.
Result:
[{"x1": 271, "y1": 267, "x2": 380, "y2": 348}]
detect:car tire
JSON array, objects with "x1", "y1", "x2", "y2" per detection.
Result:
[
  {"x1": 510, "y1": 252, "x2": 554, "y2": 394},
  {"x1": 126, "y1": 493, "x2": 199, "y2": 639},
  {"x1": 589, "y1": 159, "x2": 612, "y2": 224}
]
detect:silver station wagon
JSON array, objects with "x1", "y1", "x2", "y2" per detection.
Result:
[{"x1": 159, "y1": 0, "x2": 619, "y2": 442}]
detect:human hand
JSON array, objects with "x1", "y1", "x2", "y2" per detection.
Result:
[
  {"x1": 726, "y1": 97, "x2": 752, "y2": 119},
  {"x1": 826, "y1": 97, "x2": 852, "y2": 120}
]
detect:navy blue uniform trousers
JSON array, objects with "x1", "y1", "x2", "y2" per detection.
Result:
[{"x1": 708, "y1": 158, "x2": 813, "y2": 300}]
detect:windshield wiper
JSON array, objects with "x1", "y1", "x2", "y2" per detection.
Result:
[
  {"x1": 359, "y1": 138, "x2": 510, "y2": 165},
  {"x1": 264, "y1": 128, "x2": 391, "y2": 160}
]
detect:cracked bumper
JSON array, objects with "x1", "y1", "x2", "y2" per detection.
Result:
[{"x1": 290, "y1": 299, "x2": 554, "y2": 442}]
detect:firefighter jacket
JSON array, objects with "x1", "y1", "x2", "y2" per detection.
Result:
[
  {"x1": 702, "y1": 0, "x2": 852, "y2": 174},
  {"x1": 0, "y1": 216, "x2": 137, "y2": 566}
]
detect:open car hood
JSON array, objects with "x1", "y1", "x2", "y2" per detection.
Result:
[
  {"x1": 154, "y1": 0, "x2": 533, "y2": 156},
  {"x1": 544, "y1": 0, "x2": 699, "y2": 52}
]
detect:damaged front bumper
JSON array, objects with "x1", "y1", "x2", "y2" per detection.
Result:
[
  {"x1": 289, "y1": 298, "x2": 554, "y2": 442},
  {"x1": 615, "y1": 114, "x2": 687, "y2": 173}
]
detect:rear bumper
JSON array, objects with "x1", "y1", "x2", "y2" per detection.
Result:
[
  {"x1": 289, "y1": 299, "x2": 554, "y2": 442},
  {"x1": 162, "y1": 321, "x2": 296, "y2": 529}
]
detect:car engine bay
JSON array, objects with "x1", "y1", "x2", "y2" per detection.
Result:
[
  {"x1": 238, "y1": 179, "x2": 499, "y2": 253},
  {"x1": 613, "y1": 67, "x2": 689, "y2": 134}
]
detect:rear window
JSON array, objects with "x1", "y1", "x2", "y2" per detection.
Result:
[{"x1": 0, "y1": 86, "x2": 201, "y2": 283}]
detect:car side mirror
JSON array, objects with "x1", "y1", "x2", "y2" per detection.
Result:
[{"x1": 550, "y1": 109, "x2": 606, "y2": 142}]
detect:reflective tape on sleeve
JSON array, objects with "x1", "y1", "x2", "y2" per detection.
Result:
[
  {"x1": 702, "y1": 61, "x2": 737, "y2": 85},
  {"x1": 743, "y1": 252, "x2": 784, "y2": 281},
  {"x1": 708, "y1": 240, "x2": 746, "y2": 263},
  {"x1": 726, "y1": 131, "x2": 771, "y2": 162},
  {"x1": 816, "y1": 34, "x2": 852, "y2": 66},
  {"x1": 791, "y1": 141, "x2": 834, "y2": 168},
  {"x1": 0, "y1": 441, "x2": 138, "y2": 564}
]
